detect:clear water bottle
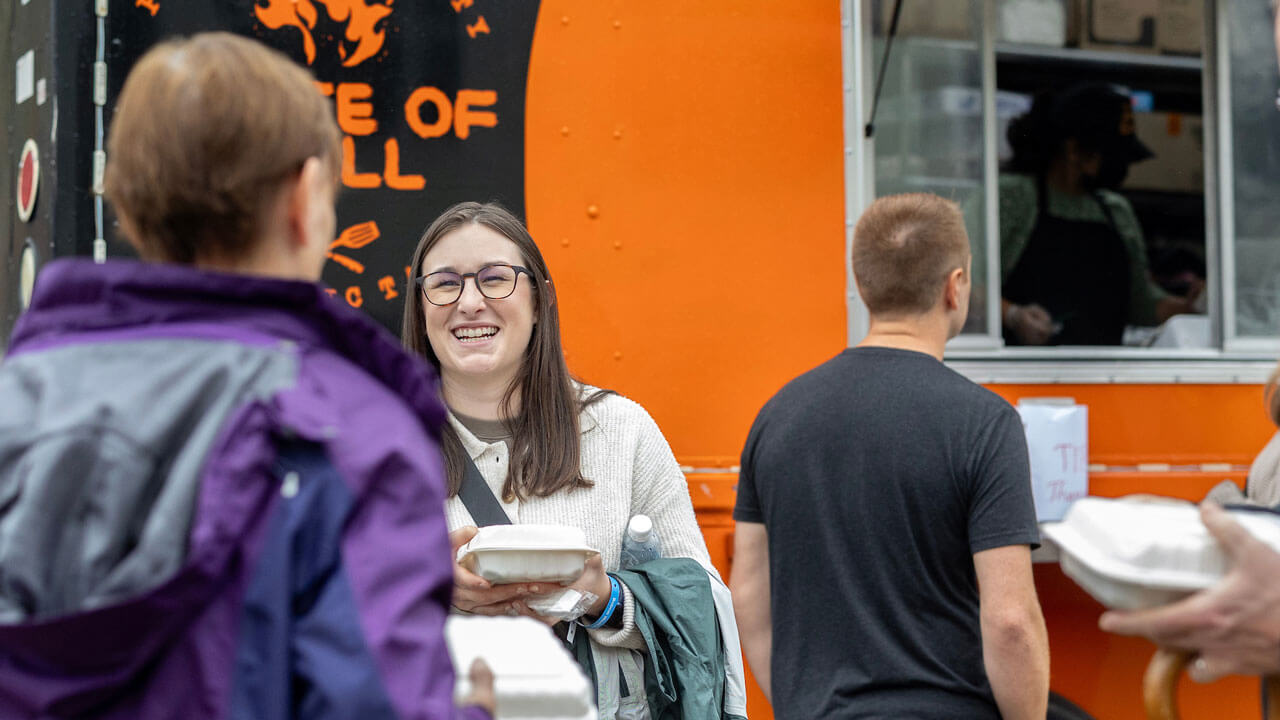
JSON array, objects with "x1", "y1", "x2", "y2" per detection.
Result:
[{"x1": 619, "y1": 514, "x2": 662, "y2": 569}]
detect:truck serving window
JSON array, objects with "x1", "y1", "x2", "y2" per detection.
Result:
[{"x1": 855, "y1": 0, "x2": 1278, "y2": 379}]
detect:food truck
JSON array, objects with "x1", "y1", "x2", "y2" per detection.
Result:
[{"x1": 2, "y1": 1, "x2": 1276, "y2": 717}]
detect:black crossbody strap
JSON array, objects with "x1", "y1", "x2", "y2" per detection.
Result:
[{"x1": 458, "y1": 454, "x2": 512, "y2": 526}]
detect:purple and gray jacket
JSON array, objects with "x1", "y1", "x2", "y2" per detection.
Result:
[{"x1": 0, "y1": 259, "x2": 488, "y2": 720}]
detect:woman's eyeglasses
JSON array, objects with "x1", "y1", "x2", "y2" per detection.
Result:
[{"x1": 414, "y1": 263, "x2": 533, "y2": 306}]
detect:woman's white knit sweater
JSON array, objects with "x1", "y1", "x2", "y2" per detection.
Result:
[{"x1": 444, "y1": 388, "x2": 715, "y2": 649}]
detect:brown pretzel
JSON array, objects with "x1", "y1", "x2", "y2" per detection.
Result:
[
  {"x1": 1143, "y1": 648, "x2": 1192, "y2": 720},
  {"x1": 1144, "y1": 648, "x2": 1280, "y2": 719}
]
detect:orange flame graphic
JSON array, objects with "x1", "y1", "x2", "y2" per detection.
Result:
[{"x1": 255, "y1": 0, "x2": 392, "y2": 67}]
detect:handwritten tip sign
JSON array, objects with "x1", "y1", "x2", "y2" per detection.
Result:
[{"x1": 1018, "y1": 400, "x2": 1089, "y2": 523}]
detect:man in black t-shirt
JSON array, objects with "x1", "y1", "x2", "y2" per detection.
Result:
[{"x1": 732, "y1": 193, "x2": 1048, "y2": 719}]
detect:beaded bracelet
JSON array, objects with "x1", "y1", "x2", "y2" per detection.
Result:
[{"x1": 584, "y1": 575, "x2": 621, "y2": 629}]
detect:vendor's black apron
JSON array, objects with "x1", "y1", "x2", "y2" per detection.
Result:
[{"x1": 1003, "y1": 180, "x2": 1131, "y2": 345}]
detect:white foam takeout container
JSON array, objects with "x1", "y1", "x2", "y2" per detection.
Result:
[
  {"x1": 1043, "y1": 497, "x2": 1280, "y2": 610},
  {"x1": 457, "y1": 525, "x2": 599, "y2": 584},
  {"x1": 447, "y1": 615, "x2": 597, "y2": 720}
]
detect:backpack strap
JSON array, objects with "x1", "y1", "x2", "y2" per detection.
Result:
[{"x1": 458, "y1": 454, "x2": 512, "y2": 526}]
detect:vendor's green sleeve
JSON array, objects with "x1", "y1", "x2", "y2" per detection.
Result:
[
  {"x1": 997, "y1": 174, "x2": 1038, "y2": 285},
  {"x1": 960, "y1": 177, "x2": 1034, "y2": 300},
  {"x1": 1098, "y1": 190, "x2": 1169, "y2": 326}
]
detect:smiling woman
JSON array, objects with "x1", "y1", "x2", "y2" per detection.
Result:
[
  {"x1": 400, "y1": 201, "x2": 748, "y2": 720},
  {"x1": 402, "y1": 202, "x2": 590, "y2": 502},
  {"x1": 419, "y1": 226, "x2": 538, "y2": 397}
]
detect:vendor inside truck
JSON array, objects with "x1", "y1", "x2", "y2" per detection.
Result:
[{"x1": 997, "y1": 83, "x2": 1202, "y2": 346}]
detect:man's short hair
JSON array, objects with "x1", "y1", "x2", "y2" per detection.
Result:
[
  {"x1": 852, "y1": 193, "x2": 970, "y2": 316},
  {"x1": 104, "y1": 32, "x2": 341, "y2": 264}
]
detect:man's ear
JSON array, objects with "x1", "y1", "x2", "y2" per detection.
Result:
[
  {"x1": 287, "y1": 157, "x2": 328, "y2": 251},
  {"x1": 943, "y1": 267, "x2": 965, "y2": 310}
]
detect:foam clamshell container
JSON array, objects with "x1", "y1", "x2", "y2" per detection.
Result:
[
  {"x1": 457, "y1": 525, "x2": 599, "y2": 584},
  {"x1": 1043, "y1": 497, "x2": 1280, "y2": 610},
  {"x1": 447, "y1": 616, "x2": 597, "y2": 720}
]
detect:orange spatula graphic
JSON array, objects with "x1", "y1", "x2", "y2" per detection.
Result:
[{"x1": 327, "y1": 221, "x2": 380, "y2": 274}]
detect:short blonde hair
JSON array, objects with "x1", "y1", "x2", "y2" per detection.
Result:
[
  {"x1": 104, "y1": 32, "x2": 340, "y2": 263},
  {"x1": 852, "y1": 193, "x2": 970, "y2": 315}
]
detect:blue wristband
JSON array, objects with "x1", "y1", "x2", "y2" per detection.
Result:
[{"x1": 584, "y1": 575, "x2": 621, "y2": 629}]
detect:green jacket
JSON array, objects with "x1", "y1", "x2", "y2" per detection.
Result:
[{"x1": 570, "y1": 558, "x2": 746, "y2": 720}]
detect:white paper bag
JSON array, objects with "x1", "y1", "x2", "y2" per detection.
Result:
[{"x1": 1017, "y1": 399, "x2": 1088, "y2": 522}]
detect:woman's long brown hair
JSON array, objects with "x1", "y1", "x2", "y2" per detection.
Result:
[{"x1": 402, "y1": 201, "x2": 607, "y2": 501}]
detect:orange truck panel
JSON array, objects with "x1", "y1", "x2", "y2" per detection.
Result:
[
  {"x1": 526, "y1": 0, "x2": 849, "y2": 464},
  {"x1": 989, "y1": 384, "x2": 1275, "y2": 468}
]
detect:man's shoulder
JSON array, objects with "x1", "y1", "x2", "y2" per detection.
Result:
[
  {"x1": 854, "y1": 348, "x2": 1011, "y2": 405},
  {"x1": 938, "y1": 366, "x2": 1020, "y2": 413},
  {"x1": 882, "y1": 358, "x2": 1023, "y2": 438},
  {"x1": 757, "y1": 351, "x2": 857, "y2": 410},
  {"x1": 763, "y1": 348, "x2": 1009, "y2": 404},
  {"x1": 295, "y1": 348, "x2": 440, "y2": 452}
]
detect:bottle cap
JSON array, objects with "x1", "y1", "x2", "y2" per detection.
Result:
[{"x1": 627, "y1": 514, "x2": 652, "y2": 543}]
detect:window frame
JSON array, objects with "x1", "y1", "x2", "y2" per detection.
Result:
[{"x1": 846, "y1": 0, "x2": 1277, "y2": 383}]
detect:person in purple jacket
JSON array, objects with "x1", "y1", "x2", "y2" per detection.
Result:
[{"x1": 0, "y1": 32, "x2": 493, "y2": 720}]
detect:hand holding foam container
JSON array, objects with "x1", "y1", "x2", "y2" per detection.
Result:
[
  {"x1": 446, "y1": 616, "x2": 597, "y2": 720},
  {"x1": 456, "y1": 525, "x2": 598, "y2": 584},
  {"x1": 1045, "y1": 497, "x2": 1280, "y2": 610},
  {"x1": 1017, "y1": 397, "x2": 1089, "y2": 522}
]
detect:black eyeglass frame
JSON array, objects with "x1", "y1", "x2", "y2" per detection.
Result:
[{"x1": 413, "y1": 263, "x2": 534, "y2": 306}]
